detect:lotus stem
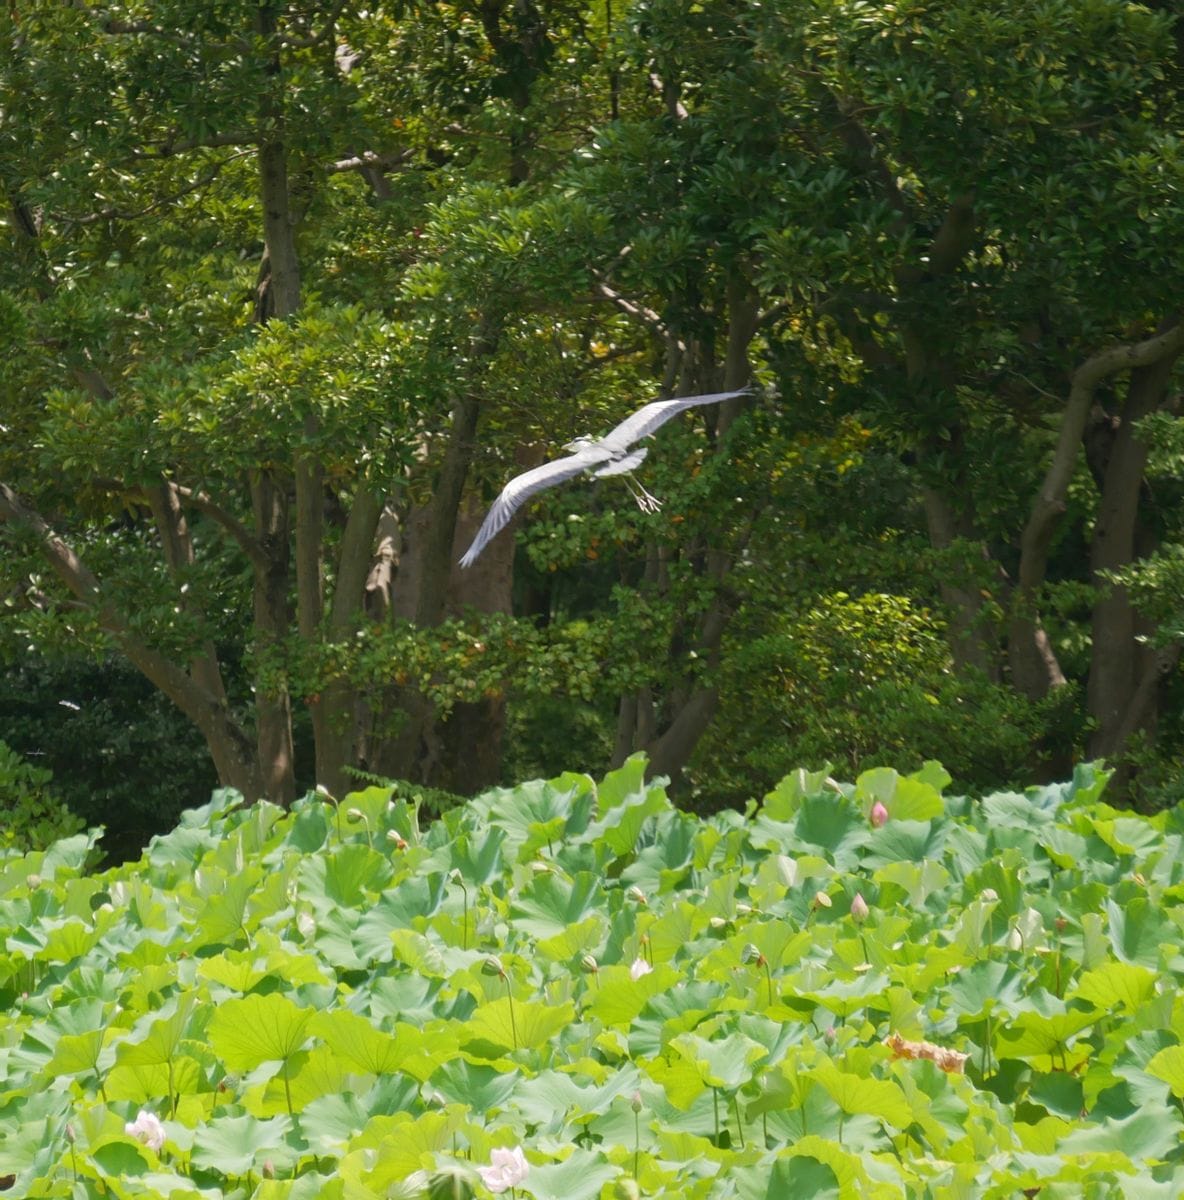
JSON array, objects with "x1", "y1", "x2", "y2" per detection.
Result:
[
  {"x1": 634, "y1": 1106, "x2": 641, "y2": 1178},
  {"x1": 505, "y1": 975, "x2": 518, "y2": 1050}
]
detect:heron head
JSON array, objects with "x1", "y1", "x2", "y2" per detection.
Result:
[{"x1": 563, "y1": 434, "x2": 600, "y2": 455}]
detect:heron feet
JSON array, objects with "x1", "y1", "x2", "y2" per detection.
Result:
[{"x1": 625, "y1": 477, "x2": 663, "y2": 513}]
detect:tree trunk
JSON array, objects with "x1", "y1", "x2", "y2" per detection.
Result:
[
  {"x1": 249, "y1": 9, "x2": 305, "y2": 802},
  {"x1": 1009, "y1": 320, "x2": 1184, "y2": 701},
  {"x1": 923, "y1": 488, "x2": 1005, "y2": 682},
  {"x1": 0, "y1": 483, "x2": 265, "y2": 798},
  {"x1": 250, "y1": 471, "x2": 296, "y2": 804},
  {"x1": 1087, "y1": 344, "x2": 1181, "y2": 759},
  {"x1": 145, "y1": 481, "x2": 232, "y2": 709},
  {"x1": 315, "y1": 486, "x2": 384, "y2": 798}
]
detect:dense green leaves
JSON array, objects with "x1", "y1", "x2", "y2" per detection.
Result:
[{"x1": 8, "y1": 756, "x2": 1184, "y2": 1195}]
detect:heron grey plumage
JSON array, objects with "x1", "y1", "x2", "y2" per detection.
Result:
[{"x1": 458, "y1": 388, "x2": 748, "y2": 568}]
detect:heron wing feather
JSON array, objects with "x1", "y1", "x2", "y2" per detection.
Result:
[
  {"x1": 458, "y1": 454, "x2": 593, "y2": 566},
  {"x1": 604, "y1": 388, "x2": 748, "y2": 449}
]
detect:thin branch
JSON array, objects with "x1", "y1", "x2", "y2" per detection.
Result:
[
  {"x1": 172, "y1": 485, "x2": 270, "y2": 571},
  {"x1": 328, "y1": 149, "x2": 413, "y2": 175},
  {"x1": 278, "y1": 0, "x2": 350, "y2": 49},
  {"x1": 129, "y1": 132, "x2": 257, "y2": 159},
  {"x1": 101, "y1": 19, "x2": 204, "y2": 47},
  {"x1": 92, "y1": 477, "x2": 270, "y2": 571},
  {"x1": 592, "y1": 280, "x2": 686, "y2": 351},
  {"x1": 51, "y1": 151, "x2": 253, "y2": 225},
  {"x1": 1019, "y1": 318, "x2": 1184, "y2": 591}
]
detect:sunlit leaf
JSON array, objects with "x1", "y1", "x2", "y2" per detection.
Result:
[{"x1": 208, "y1": 993, "x2": 314, "y2": 1071}]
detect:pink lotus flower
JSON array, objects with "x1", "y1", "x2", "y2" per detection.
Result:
[
  {"x1": 125, "y1": 1110, "x2": 165, "y2": 1152},
  {"x1": 629, "y1": 958, "x2": 653, "y2": 981},
  {"x1": 870, "y1": 800, "x2": 889, "y2": 827},
  {"x1": 478, "y1": 1145, "x2": 530, "y2": 1193}
]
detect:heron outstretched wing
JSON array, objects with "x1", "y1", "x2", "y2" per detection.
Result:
[
  {"x1": 459, "y1": 453, "x2": 596, "y2": 568},
  {"x1": 602, "y1": 388, "x2": 749, "y2": 452},
  {"x1": 459, "y1": 387, "x2": 752, "y2": 567}
]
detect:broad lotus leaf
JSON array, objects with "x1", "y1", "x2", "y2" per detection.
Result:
[
  {"x1": 461, "y1": 996, "x2": 576, "y2": 1054},
  {"x1": 511, "y1": 871, "x2": 604, "y2": 939},
  {"x1": 512, "y1": 1067, "x2": 642, "y2": 1129},
  {"x1": 943, "y1": 960, "x2": 1027, "y2": 1020},
  {"x1": 1056, "y1": 1101, "x2": 1181, "y2": 1162},
  {"x1": 189, "y1": 1112, "x2": 297, "y2": 1176},
  {"x1": 535, "y1": 913, "x2": 606, "y2": 960},
  {"x1": 793, "y1": 795, "x2": 869, "y2": 866},
  {"x1": 1108, "y1": 897, "x2": 1174, "y2": 968},
  {"x1": 619, "y1": 810, "x2": 698, "y2": 894},
  {"x1": 1071, "y1": 961, "x2": 1158, "y2": 1013},
  {"x1": 807, "y1": 1058, "x2": 914, "y2": 1129},
  {"x1": 44, "y1": 1026, "x2": 114, "y2": 1081},
  {"x1": 516, "y1": 1148, "x2": 619, "y2": 1200},
  {"x1": 429, "y1": 1058, "x2": 521, "y2": 1111},
  {"x1": 1144, "y1": 1043, "x2": 1184, "y2": 1099},
  {"x1": 585, "y1": 769, "x2": 669, "y2": 858},
  {"x1": 859, "y1": 819, "x2": 949, "y2": 868},
  {"x1": 347, "y1": 1109, "x2": 468, "y2": 1178},
  {"x1": 668, "y1": 1030, "x2": 770, "y2": 1091},
  {"x1": 313, "y1": 1009, "x2": 450, "y2": 1080},
  {"x1": 104, "y1": 1055, "x2": 204, "y2": 1103},
  {"x1": 115, "y1": 993, "x2": 200, "y2": 1068},
  {"x1": 730, "y1": 1153, "x2": 842, "y2": 1200},
  {"x1": 300, "y1": 843, "x2": 394, "y2": 911},
  {"x1": 761, "y1": 767, "x2": 838, "y2": 820},
  {"x1": 585, "y1": 962, "x2": 680, "y2": 1028},
  {"x1": 208, "y1": 993, "x2": 314, "y2": 1071}
]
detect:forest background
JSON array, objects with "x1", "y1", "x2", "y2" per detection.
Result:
[{"x1": 2, "y1": 0, "x2": 1184, "y2": 861}]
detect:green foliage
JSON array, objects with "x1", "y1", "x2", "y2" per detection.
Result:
[
  {"x1": 691, "y1": 593, "x2": 1080, "y2": 805},
  {"x1": 0, "y1": 739, "x2": 84, "y2": 852},
  {"x1": 0, "y1": 656, "x2": 217, "y2": 861},
  {"x1": 5, "y1": 760, "x2": 1184, "y2": 1196},
  {"x1": 502, "y1": 696, "x2": 615, "y2": 786},
  {"x1": 3, "y1": 0, "x2": 1184, "y2": 822},
  {"x1": 343, "y1": 769, "x2": 465, "y2": 822}
]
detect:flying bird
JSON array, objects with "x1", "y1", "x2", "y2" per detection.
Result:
[{"x1": 458, "y1": 388, "x2": 749, "y2": 567}]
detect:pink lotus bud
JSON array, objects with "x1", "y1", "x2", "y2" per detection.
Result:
[
  {"x1": 870, "y1": 801, "x2": 889, "y2": 827},
  {"x1": 851, "y1": 893, "x2": 869, "y2": 923}
]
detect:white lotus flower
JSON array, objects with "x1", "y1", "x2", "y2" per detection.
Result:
[
  {"x1": 629, "y1": 958, "x2": 653, "y2": 981},
  {"x1": 125, "y1": 1109, "x2": 165, "y2": 1151},
  {"x1": 478, "y1": 1145, "x2": 529, "y2": 1193}
]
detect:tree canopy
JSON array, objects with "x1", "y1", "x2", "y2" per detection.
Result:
[{"x1": 2, "y1": 0, "x2": 1183, "y2": 830}]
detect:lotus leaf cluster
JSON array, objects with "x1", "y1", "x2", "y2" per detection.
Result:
[{"x1": 3, "y1": 756, "x2": 1184, "y2": 1197}]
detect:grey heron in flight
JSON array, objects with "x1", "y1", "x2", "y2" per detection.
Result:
[{"x1": 458, "y1": 388, "x2": 748, "y2": 567}]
